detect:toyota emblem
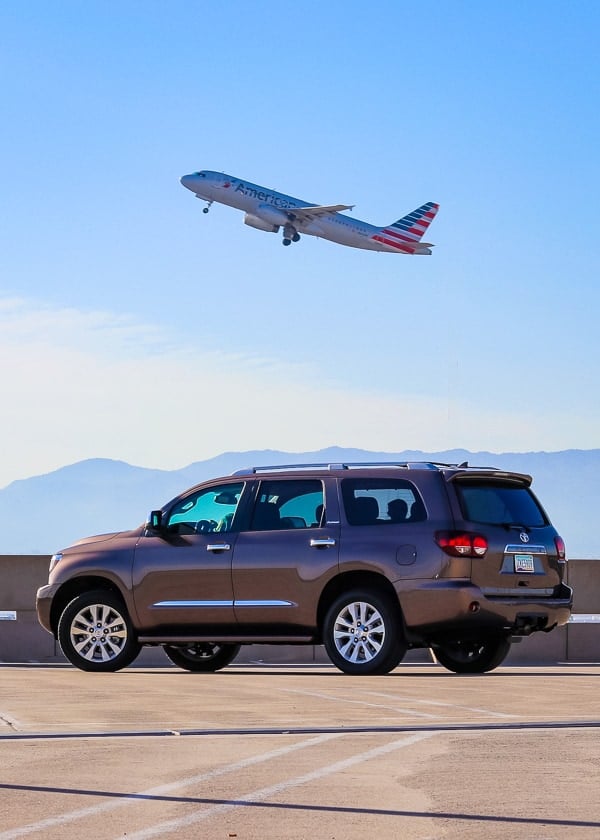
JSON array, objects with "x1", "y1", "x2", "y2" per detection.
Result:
[{"x1": 520, "y1": 532, "x2": 530, "y2": 543}]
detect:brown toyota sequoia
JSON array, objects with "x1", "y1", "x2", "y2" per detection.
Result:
[{"x1": 36, "y1": 461, "x2": 572, "y2": 675}]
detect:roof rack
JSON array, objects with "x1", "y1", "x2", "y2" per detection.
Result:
[{"x1": 231, "y1": 461, "x2": 472, "y2": 476}]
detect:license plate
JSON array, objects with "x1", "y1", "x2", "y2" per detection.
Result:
[{"x1": 514, "y1": 554, "x2": 535, "y2": 573}]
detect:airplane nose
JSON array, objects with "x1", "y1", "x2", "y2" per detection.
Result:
[{"x1": 180, "y1": 174, "x2": 196, "y2": 191}]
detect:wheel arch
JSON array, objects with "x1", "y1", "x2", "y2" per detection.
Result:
[
  {"x1": 49, "y1": 576, "x2": 127, "y2": 637},
  {"x1": 316, "y1": 571, "x2": 404, "y2": 643}
]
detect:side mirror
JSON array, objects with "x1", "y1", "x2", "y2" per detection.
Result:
[{"x1": 147, "y1": 510, "x2": 163, "y2": 532}]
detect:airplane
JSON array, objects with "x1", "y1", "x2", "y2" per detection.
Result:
[{"x1": 180, "y1": 170, "x2": 439, "y2": 254}]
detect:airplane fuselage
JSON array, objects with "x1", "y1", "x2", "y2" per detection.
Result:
[{"x1": 180, "y1": 170, "x2": 438, "y2": 254}]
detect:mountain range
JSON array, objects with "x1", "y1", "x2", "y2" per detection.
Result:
[{"x1": 1, "y1": 447, "x2": 598, "y2": 557}]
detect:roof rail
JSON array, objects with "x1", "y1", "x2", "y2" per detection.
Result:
[
  {"x1": 231, "y1": 461, "x2": 468, "y2": 476},
  {"x1": 232, "y1": 463, "x2": 344, "y2": 476}
]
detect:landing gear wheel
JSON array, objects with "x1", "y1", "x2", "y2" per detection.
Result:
[
  {"x1": 57, "y1": 590, "x2": 141, "y2": 672},
  {"x1": 283, "y1": 222, "x2": 298, "y2": 246},
  {"x1": 202, "y1": 207, "x2": 209, "y2": 214},
  {"x1": 432, "y1": 636, "x2": 511, "y2": 674},
  {"x1": 163, "y1": 642, "x2": 241, "y2": 672},
  {"x1": 323, "y1": 589, "x2": 406, "y2": 675}
]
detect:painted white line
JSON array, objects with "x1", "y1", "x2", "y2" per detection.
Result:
[
  {"x1": 412, "y1": 699, "x2": 515, "y2": 718},
  {"x1": 0, "y1": 732, "x2": 340, "y2": 839},
  {"x1": 0, "y1": 712, "x2": 22, "y2": 730},
  {"x1": 118, "y1": 731, "x2": 437, "y2": 839},
  {"x1": 279, "y1": 687, "x2": 439, "y2": 719},
  {"x1": 363, "y1": 691, "x2": 517, "y2": 719}
]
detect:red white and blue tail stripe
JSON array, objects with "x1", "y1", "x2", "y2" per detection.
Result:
[{"x1": 372, "y1": 201, "x2": 439, "y2": 254}]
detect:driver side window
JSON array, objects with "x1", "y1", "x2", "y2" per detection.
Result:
[{"x1": 167, "y1": 482, "x2": 244, "y2": 534}]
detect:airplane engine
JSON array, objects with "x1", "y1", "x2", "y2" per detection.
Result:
[
  {"x1": 244, "y1": 213, "x2": 279, "y2": 233},
  {"x1": 254, "y1": 203, "x2": 292, "y2": 227}
]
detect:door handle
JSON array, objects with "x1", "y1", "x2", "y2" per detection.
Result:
[
  {"x1": 206, "y1": 543, "x2": 231, "y2": 552},
  {"x1": 310, "y1": 538, "x2": 336, "y2": 548}
]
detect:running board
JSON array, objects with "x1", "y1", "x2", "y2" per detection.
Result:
[{"x1": 138, "y1": 634, "x2": 314, "y2": 645}]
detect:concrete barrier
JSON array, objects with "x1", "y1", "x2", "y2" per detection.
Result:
[
  {"x1": 563, "y1": 558, "x2": 599, "y2": 662},
  {"x1": 0, "y1": 556, "x2": 60, "y2": 662},
  {"x1": 0, "y1": 555, "x2": 597, "y2": 665}
]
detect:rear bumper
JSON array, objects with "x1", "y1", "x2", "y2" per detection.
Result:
[{"x1": 398, "y1": 580, "x2": 573, "y2": 642}]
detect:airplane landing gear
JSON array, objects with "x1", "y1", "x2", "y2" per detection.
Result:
[
  {"x1": 282, "y1": 223, "x2": 300, "y2": 246},
  {"x1": 199, "y1": 199, "x2": 213, "y2": 214}
]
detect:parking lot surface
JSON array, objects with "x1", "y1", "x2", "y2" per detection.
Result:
[{"x1": 1, "y1": 662, "x2": 599, "y2": 839}]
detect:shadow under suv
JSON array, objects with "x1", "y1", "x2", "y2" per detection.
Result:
[{"x1": 36, "y1": 461, "x2": 572, "y2": 675}]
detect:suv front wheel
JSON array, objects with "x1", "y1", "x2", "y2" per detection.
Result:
[
  {"x1": 323, "y1": 589, "x2": 406, "y2": 675},
  {"x1": 432, "y1": 636, "x2": 511, "y2": 674},
  {"x1": 57, "y1": 590, "x2": 141, "y2": 672}
]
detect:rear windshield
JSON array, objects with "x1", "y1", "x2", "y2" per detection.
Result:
[{"x1": 455, "y1": 481, "x2": 547, "y2": 527}]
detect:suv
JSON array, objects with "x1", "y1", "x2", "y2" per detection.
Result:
[{"x1": 36, "y1": 462, "x2": 572, "y2": 675}]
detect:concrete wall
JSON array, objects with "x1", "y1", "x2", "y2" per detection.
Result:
[
  {"x1": 0, "y1": 556, "x2": 59, "y2": 662},
  {"x1": 563, "y1": 558, "x2": 600, "y2": 661},
  {"x1": 0, "y1": 555, "x2": 597, "y2": 665}
]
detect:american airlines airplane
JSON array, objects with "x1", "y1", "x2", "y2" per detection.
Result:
[{"x1": 180, "y1": 170, "x2": 439, "y2": 254}]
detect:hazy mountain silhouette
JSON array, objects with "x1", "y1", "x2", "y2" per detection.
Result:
[{"x1": 0, "y1": 448, "x2": 598, "y2": 557}]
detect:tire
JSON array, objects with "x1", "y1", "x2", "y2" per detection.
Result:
[
  {"x1": 163, "y1": 642, "x2": 241, "y2": 672},
  {"x1": 323, "y1": 589, "x2": 406, "y2": 675},
  {"x1": 432, "y1": 636, "x2": 511, "y2": 674},
  {"x1": 57, "y1": 590, "x2": 141, "y2": 672}
]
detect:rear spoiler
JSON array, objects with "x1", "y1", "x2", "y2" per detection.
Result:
[{"x1": 446, "y1": 469, "x2": 533, "y2": 487}]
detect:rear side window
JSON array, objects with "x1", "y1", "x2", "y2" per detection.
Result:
[
  {"x1": 455, "y1": 481, "x2": 547, "y2": 527},
  {"x1": 341, "y1": 478, "x2": 426, "y2": 526},
  {"x1": 250, "y1": 479, "x2": 324, "y2": 530}
]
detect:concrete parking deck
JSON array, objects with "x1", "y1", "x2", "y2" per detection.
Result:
[{"x1": 1, "y1": 663, "x2": 599, "y2": 839}]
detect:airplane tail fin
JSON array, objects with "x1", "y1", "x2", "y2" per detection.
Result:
[{"x1": 372, "y1": 201, "x2": 439, "y2": 254}]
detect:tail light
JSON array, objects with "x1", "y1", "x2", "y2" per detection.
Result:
[
  {"x1": 555, "y1": 535, "x2": 567, "y2": 563},
  {"x1": 436, "y1": 531, "x2": 488, "y2": 558}
]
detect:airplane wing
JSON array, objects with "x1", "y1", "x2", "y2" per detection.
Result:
[{"x1": 288, "y1": 203, "x2": 354, "y2": 221}]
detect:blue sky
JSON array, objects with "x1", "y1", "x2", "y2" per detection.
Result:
[{"x1": 1, "y1": 1, "x2": 599, "y2": 486}]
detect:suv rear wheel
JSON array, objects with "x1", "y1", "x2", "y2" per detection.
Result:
[
  {"x1": 163, "y1": 642, "x2": 241, "y2": 672},
  {"x1": 323, "y1": 589, "x2": 406, "y2": 675},
  {"x1": 432, "y1": 636, "x2": 511, "y2": 674},
  {"x1": 57, "y1": 590, "x2": 141, "y2": 672}
]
